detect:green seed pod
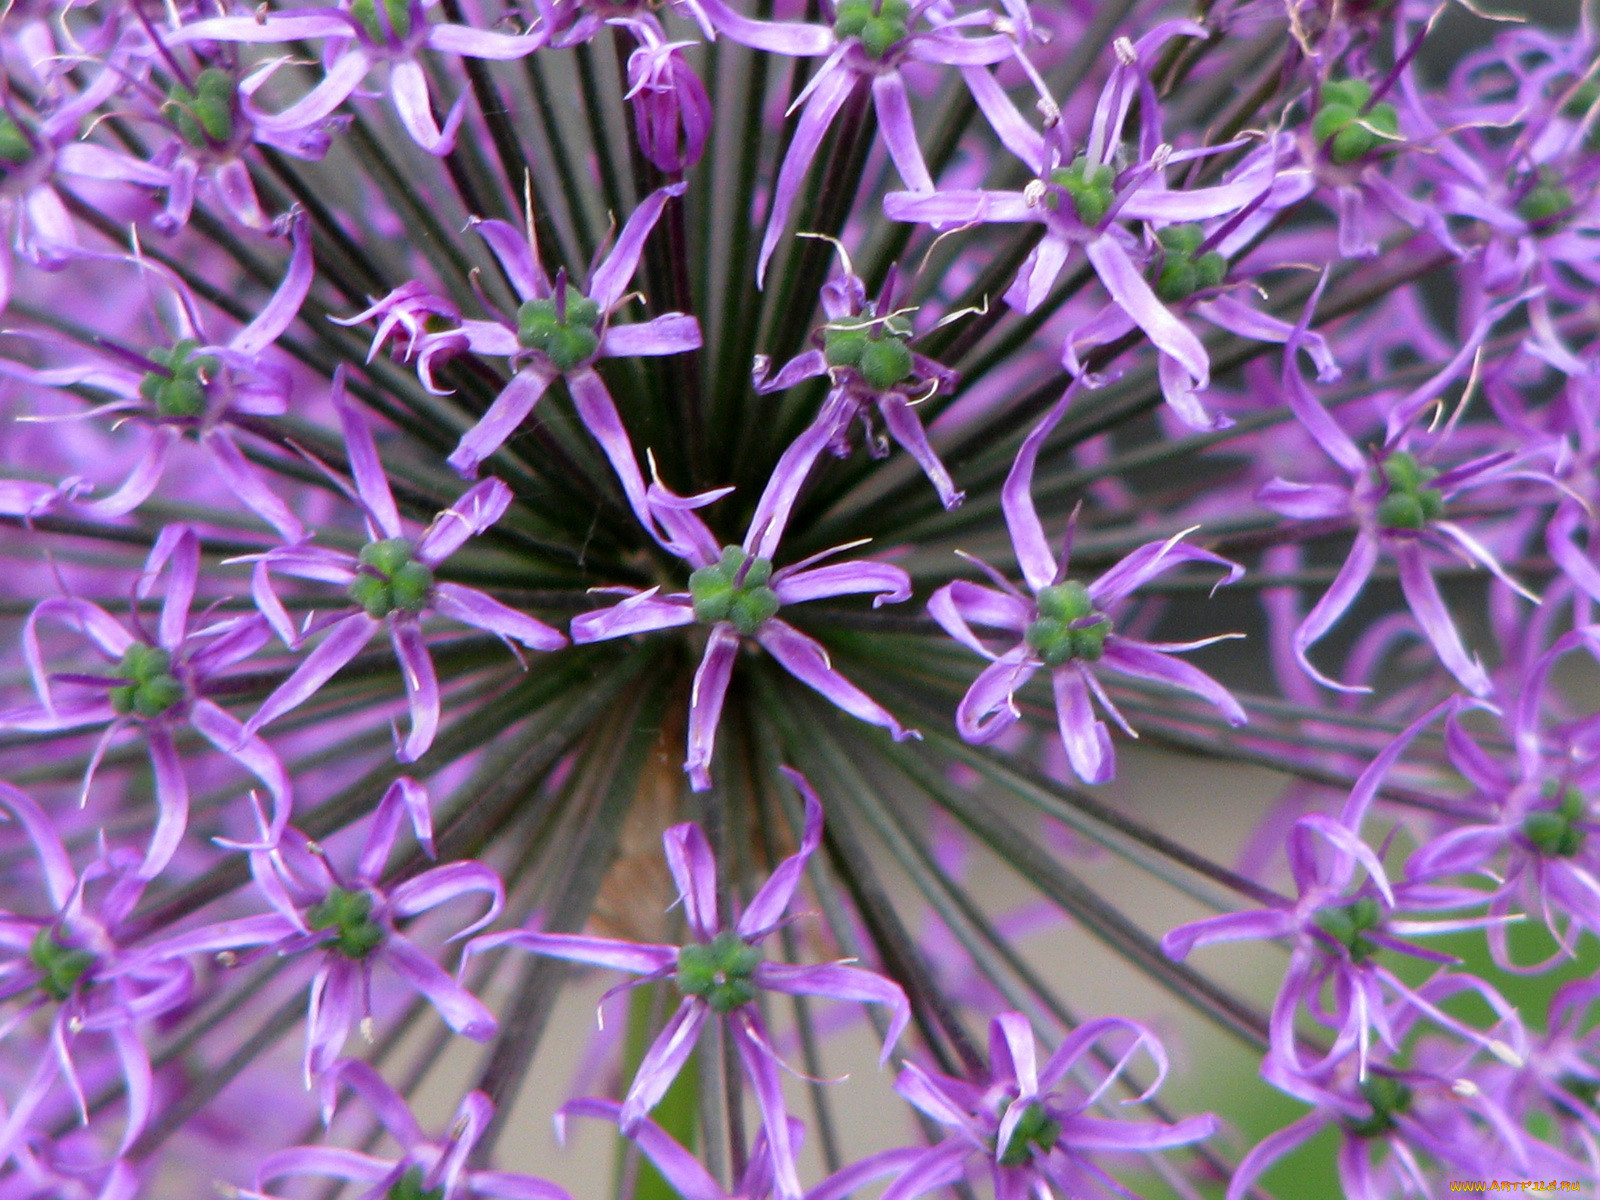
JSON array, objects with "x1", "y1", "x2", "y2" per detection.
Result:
[
  {"x1": 1518, "y1": 182, "x2": 1574, "y2": 227},
  {"x1": 29, "y1": 928, "x2": 96, "y2": 1002},
  {"x1": 1156, "y1": 223, "x2": 1205, "y2": 255},
  {"x1": 1329, "y1": 122, "x2": 1379, "y2": 164},
  {"x1": 1310, "y1": 102, "x2": 1358, "y2": 145},
  {"x1": 727, "y1": 586, "x2": 780, "y2": 635},
  {"x1": 540, "y1": 322, "x2": 601, "y2": 371},
  {"x1": 0, "y1": 113, "x2": 31, "y2": 165},
  {"x1": 1321, "y1": 79, "x2": 1373, "y2": 112},
  {"x1": 824, "y1": 328, "x2": 869, "y2": 367},
  {"x1": 387, "y1": 1166, "x2": 446, "y2": 1200},
  {"x1": 390, "y1": 560, "x2": 435, "y2": 611},
  {"x1": 132, "y1": 673, "x2": 185, "y2": 718},
  {"x1": 1035, "y1": 581, "x2": 1092, "y2": 623},
  {"x1": 832, "y1": 0, "x2": 872, "y2": 38},
  {"x1": 859, "y1": 14, "x2": 905, "y2": 58},
  {"x1": 348, "y1": 572, "x2": 395, "y2": 618},
  {"x1": 360, "y1": 537, "x2": 415, "y2": 578},
  {"x1": 1155, "y1": 258, "x2": 1200, "y2": 303},
  {"x1": 1194, "y1": 250, "x2": 1227, "y2": 290},
  {"x1": 1380, "y1": 452, "x2": 1431, "y2": 492}
]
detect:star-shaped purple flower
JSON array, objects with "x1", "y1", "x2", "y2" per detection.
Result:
[{"x1": 465, "y1": 770, "x2": 910, "y2": 1200}]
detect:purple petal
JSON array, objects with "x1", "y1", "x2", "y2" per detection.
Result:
[
  {"x1": 620, "y1": 999, "x2": 709, "y2": 1129},
  {"x1": 147, "y1": 913, "x2": 296, "y2": 958},
  {"x1": 757, "y1": 620, "x2": 912, "y2": 741},
  {"x1": 389, "y1": 58, "x2": 466, "y2": 155},
  {"x1": 470, "y1": 928, "x2": 677, "y2": 975},
  {"x1": 744, "y1": 403, "x2": 843, "y2": 560},
  {"x1": 320, "y1": 1058, "x2": 427, "y2": 1150},
  {"x1": 958, "y1": 65, "x2": 1044, "y2": 174},
  {"x1": 432, "y1": 582, "x2": 566, "y2": 650},
  {"x1": 141, "y1": 525, "x2": 198, "y2": 650},
  {"x1": 697, "y1": 0, "x2": 834, "y2": 55},
  {"x1": 1084, "y1": 236, "x2": 1208, "y2": 387},
  {"x1": 737, "y1": 773, "x2": 823, "y2": 937},
  {"x1": 1004, "y1": 234, "x2": 1071, "y2": 315},
  {"x1": 361, "y1": 776, "x2": 435, "y2": 878},
  {"x1": 1060, "y1": 1111, "x2": 1217, "y2": 1152},
  {"x1": 954, "y1": 647, "x2": 1036, "y2": 742},
  {"x1": 1338, "y1": 695, "x2": 1459, "y2": 830},
  {"x1": 1392, "y1": 540, "x2": 1491, "y2": 697},
  {"x1": 142, "y1": 726, "x2": 190, "y2": 880},
  {"x1": 390, "y1": 861, "x2": 504, "y2": 938},
  {"x1": 883, "y1": 188, "x2": 1034, "y2": 225},
  {"x1": 415, "y1": 477, "x2": 512, "y2": 565},
  {"x1": 732, "y1": 1012, "x2": 804, "y2": 1200},
  {"x1": 474, "y1": 220, "x2": 547, "y2": 302},
  {"x1": 1053, "y1": 667, "x2": 1113, "y2": 785},
  {"x1": 256, "y1": 1146, "x2": 396, "y2": 1192},
  {"x1": 189, "y1": 700, "x2": 293, "y2": 848},
  {"x1": 252, "y1": 48, "x2": 371, "y2": 134},
  {"x1": 1002, "y1": 390, "x2": 1075, "y2": 593},
  {"x1": 246, "y1": 612, "x2": 380, "y2": 737},
  {"x1": 559, "y1": 1100, "x2": 723, "y2": 1200},
  {"x1": 1294, "y1": 532, "x2": 1379, "y2": 692},
  {"x1": 773, "y1": 560, "x2": 911, "y2": 607},
  {"x1": 81, "y1": 425, "x2": 178, "y2": 518},
  {"x1": 1256, "y1": 478, "x2": 1350, "y2": 521},
  {"x1": 0, "y1": 783, "x2": 76, "y2": 909},
  {"x1": 204, "y1": 429, "x2": 305, "y2": 541},
  {"x1": 872, "y1": 72, "x2": 932, "y2": 192},
  {"x1": 470, "y1": 1171, "x2": 577, "y2": 1200},
  {"x1": 601, "y1": 313, "x2": 703, "y2": 357},
  {"x1": 876, "y1": 1142, "x2": 974, "y2": 1200},
  {"x1": 1099, "y1": 639, "x2": 1245, "y2": 725},
  {"x1": 590, "y1": 183, "x2": 686, "y2": 311},
  {"x1": 988, "y1": 1012, "x2": 1039, "y2": 1097},
  {"x1": 565, "y1": 366, "x2": 657, "y2": 531},
  {"x1": 663, "y1": 822, "x2": 721, "y2": 942},
  {"x1": 383, "y1": 934, "x2": 497, "y2": 1040},
  {"x1": 757, "y1": 66, "x2": 857, "y2": 287},
  {"x1": 572, "y1": 589, "x2": 696, "y2": 643},
  {"x1": 170, "y1": 12, "x2": 357, "y2": 43},
  {"x1": 755, "y1": 349, "x2": 829, "y2": 393},
  {"x1": 425, "y1": 22, "x2": 543, "y2": 58},
  {"x1": 928, "y1": 580, "x2": 1029, "y2": 656},
  {"x1": 306, "y1": 960, "x2": 356, "y2": 1079},
  {"x1": 877, "y1": 392, "x2": 963, "y2": 509},
  {"x1": 754, "y1": 961, "x2": 908, "y2": 1062},
  {"x1": 448, "y1": 369, "x2": 554, "y2": 477},
  {"x1": 232, "y1": 213, "x2": 313, "y2": 356},
  {"x1": 391, "y1": 619, "x2": 440, "y2": 763},
  {"x1": 334, "y1": 370, "x2": 402, "y2": 539},
  {"x1": 686, "y1": 625, "x2": 739, "y2": 790},
  {"x1": 1161, "y1": 908, "x2": 1292, "y2": 960}
]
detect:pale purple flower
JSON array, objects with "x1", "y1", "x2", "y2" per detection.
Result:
[
  {"x1": 0, "y1": 783, "x2": 193, "y2": 1165},
  {"x1": 442, "y1": 184, "x2": 702, "y2": 530},
  {"x1": 237, "y1": 1059, "x2": 568, "y2": 1200},
  {"x1": 168, "y1": 0, "x2": 543, "y2": 156},
  {"x1": 331, "y1": 281, "x2": 470, "y2": 396},
  {"x1": 929, "y1": 388, "x2": 1245, "y2": 783},
  {"x1": 465, "y1": 770, "x2": 910, "y2": 1200},
  {"x1": 241, "y1": 371, "x2": 566, "y2": 762},
  {"x1": 0, "y1": 525, "x2": 288, "y2": 877},
  {"x1": 1259, "y1": 293, "x2": 1547, "y2": 696},
  {"x1": 883, "y1": 1012, "x2": 1216, "y2": 1200},
  {"x1": 570, "y1": 441, "x2": 915, "y2": 790},
  {"x1": 0, "y1": 213, "x2": 313, "y2": 539},
  {"x1": 150, "y1": 779, "x2": 501, "y2": 1081},
  {"x1": 696, "y1": 0, "x2": 1014, "y2": 284}
]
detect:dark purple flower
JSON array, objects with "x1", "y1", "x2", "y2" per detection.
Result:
[
  {"x1": 465, "y1": 770, "x2": 910, "y2": 1200},
  {"x1": 614, "y1": 15, "x2": 713, "y2": 174}
]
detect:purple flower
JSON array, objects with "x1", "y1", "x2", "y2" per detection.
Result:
[
  {"x1": 0, "y1": 525, "x2": 289, "y2": 877},
  {"x1": 571, "y1": 446, "x2": 915, "y2": 790},
  {"x1": 0, "y1": 214, "x2": 313, "y2": 538},
  {"x1": 0, "y1": 783, "x2": 193, "y2": 1164},
  {"x1": 614, "y1": 15, "x2": 713, "y2": 174},
  {"x1": 754, "y1": 258, "x2": 963, "y2": 509},
  {"x1": 169, "y1": 0, "x2": 543, "y2": 156},
  {"x1": 930, "y1": 389, "x2": 1245, "y2": 783},
  {"x1": 465, "y1": 770, "x2": 910, "y2": 1200},
  {"x1": 237, "y1": 1059, "x2": 568, "y2": 1200},
  {"x1": 331, "y1": 280, "x2": 469, "y2": 396},
  {"x1": 1259, "y1": 292, "x2": 1546, "y2": 696},
  {"x1": 696, "y1": 0, "x2": 1014, "y2": 284},
  {"x1": 442, "y1": 184, "x2": 702, "y2": 529},
  {"x1": 883, "y1": 1012, "x2": 1216, "y2": 1200},
  {"x1": 241, "y1": 372, "x2": 566, "y2": 762},
  {"x1": 1164, "y1": 700, "x2": 1524, "y2": 1082},
  {"x1": 151, "y1": 778, "x2": 501, "y2": 1081}
]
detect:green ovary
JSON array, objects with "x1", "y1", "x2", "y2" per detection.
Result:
[
  {"x1": 306, "y1": 886, "x2": 387, "y2": 958},
  {"x1": 833, "y1": 0, "x2": 909, "y2": 58},
  {"x1": 1374, "y1": 451, "x2": 1443, "y2": 531},
  {"x1": 163, "y1": 68, "x2": 236, "y2": 147},
  {"x1": 676, "y1": 930, "x2": 763, "y2": 1014},
  {"x1": 347, "y1": 538, "x2": 434, "y2": 618},
  {"x1": 1311, "y1": 79, "x2": 1401, "y2": 164},
  {"x1": 0, "y1": 113, "x2": 32, "y2": 166},
  {"x1": 139, "y1": 340, "x2": 221, "y2": 419},
  {"x1": 1343, "y1": 1073, "x2": 1412, "y2": 1138},
  {"x1": 517, "y1": 287, "x2": 603, "y2": 371},
  {"x1": 995, "y1": 1100, "x2": 1061, "y2": 1167},
  {"x1": 1523, "y1": 785, "x2": 1587, "y2": 858},
  {"x1": 823, "y1": 315, "x2": 915, "y2": 390},
  {"x1": 1047, "y1": 156, "x2": 1116, "y2": 227},
  {"x1": 1312, "y1": 894, "x2": 1382, "y2": 963},
  {"x1": 1025, "y1": 581, "x2": 1110, "y2": 667},
  {"x1": 387, "y1": 1166, "x2": 445, "y2": 1200},
  {"x1": 109, "y1": 643, "x2": 185, "y2": 718},
  {"x1": 351, "y1": 0, "x2": 413, "y2": 41},
  {"x1": 29, "y1": 927, "x2": 96, "y2": 1002},
  {"x1": 688, "y1": 546, "x2": 781, "y2": 636},
  {"x1": 1151, "y1": 223, "x2": 1227, "y2": 302}
]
